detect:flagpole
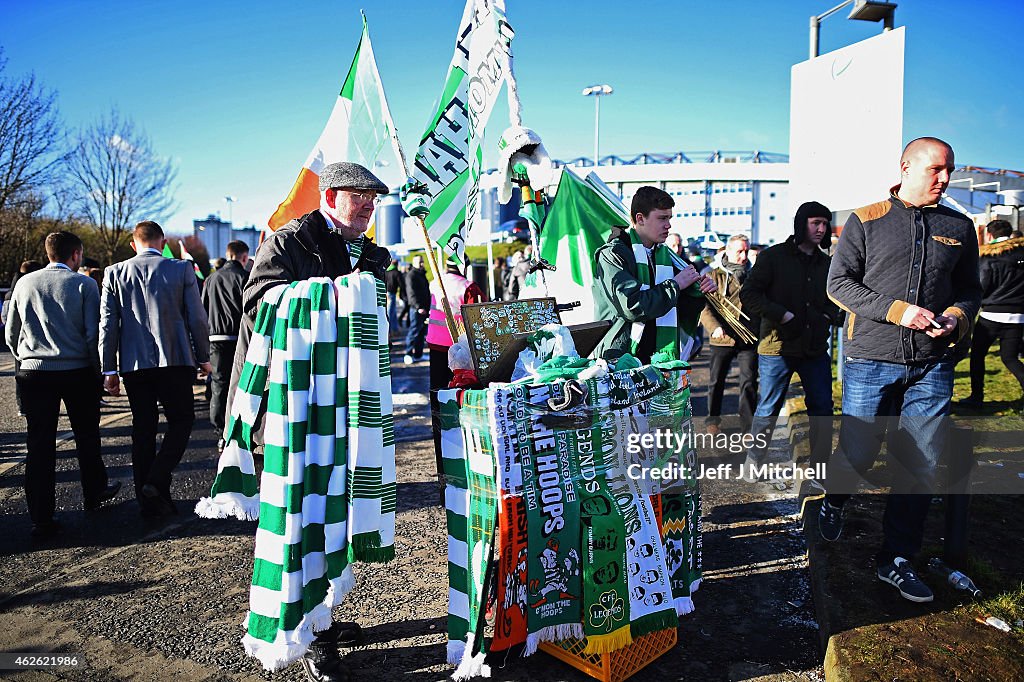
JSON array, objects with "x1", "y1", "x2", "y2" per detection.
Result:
[{"x1": 360, "y1": 11, "x2": 461, "y2": 342}]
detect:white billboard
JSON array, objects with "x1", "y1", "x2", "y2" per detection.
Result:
[{"x1": 789, "y1": 27, "x2": 905, "y2": 216}]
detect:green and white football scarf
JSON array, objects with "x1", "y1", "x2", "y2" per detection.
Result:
[
  {"x1": 651, "y1": 367, "x2": 703, "y2": 615},
  {"x1": 440, "y1": 388, "x2": 499, "y2": 680},
  {"x1": 628, "y1": 228, "x2": 704, "y2": 361},
  {"x1": 521, "y1": 381, "x2": 584, "y2": 653},
  {"x1": 196, "y1": 274, "x2": 395, "y2": 671},
  {"x1": 346, "y1": 235, "x2": 364, "y2": 270}
]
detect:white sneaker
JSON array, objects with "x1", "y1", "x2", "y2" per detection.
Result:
[{"x1": 403, "y1": 354, "x2": 414, "y2": 365}]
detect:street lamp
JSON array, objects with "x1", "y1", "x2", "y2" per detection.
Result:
[
  {"x1": 582, "y1": 84, "x2": 613, "y2": 167},
  {"x1": 224, "y1": 195, "x2": 237, "y2": 226},
  {"x1": 809, "y1": 0, "x2": 897, "y2": 59}
]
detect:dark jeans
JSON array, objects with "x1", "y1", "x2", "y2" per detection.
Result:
[
  {"x1": 17, "y1": 367, "x2": 108, "y2": 524},
  {"x1": 968, "y1": 317, "x2": 1024, "y2": 400},
  {"x1": 826, "y1": 358, "x2": 953, "y2": 564},
  {"x1": 405, "y1": 310, "x2": 428, "y2": 358},
  {"x1": 747, "y1": 353, "x2": 834, "y2": 466},
  {"x1": 209, "y1": 340, "x2": 237, "y2": 434},
  {"x1": 122, "y1": 366, "x2": 195, "y2": 502},
  {"x1": 429, "y1": 346, "x2": 455, "y2": 463},
  {"x1": 707, "y1": 345, "x2": 758, "y2": 430}
]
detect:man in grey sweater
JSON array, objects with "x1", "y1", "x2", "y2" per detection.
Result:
[{"x1": 4, "y1": 232, "x2": 121, "y2": 538}]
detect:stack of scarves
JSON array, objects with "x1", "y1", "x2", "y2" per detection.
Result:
[
  {"x1": 442, "y1": 358, "x2": 703, "y2": 676},
  {"x1": 196, "y1": 274, "x2": 396, "y2": 671}
]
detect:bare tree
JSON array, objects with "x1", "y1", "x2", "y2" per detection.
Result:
[
  {"x1": 64, "y1": 110, "x2": 177, "y2": 262},
  {"x1": 0, "y1": 49, "x2": 64, "y2": 214}
]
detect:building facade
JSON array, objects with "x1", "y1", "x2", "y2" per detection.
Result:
[{"x1": 193, "y1": 215, "x2": 261, "y2": 264}]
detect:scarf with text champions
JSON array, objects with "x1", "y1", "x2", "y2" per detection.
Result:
[{"x1": 195, "y1": 274, "x2": 395, "y2": 671}]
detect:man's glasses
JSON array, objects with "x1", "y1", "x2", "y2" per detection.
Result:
[{"x1": 343, "y1": 190, "x2": 382, "y2": 206}]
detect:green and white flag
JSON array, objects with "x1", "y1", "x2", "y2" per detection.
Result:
[
  {"x1": 525, "y1": 169, "x2": 629, "y2": 324},
  {"x1": 411, "y1": 0, "x2": 515, "y2": 263}
]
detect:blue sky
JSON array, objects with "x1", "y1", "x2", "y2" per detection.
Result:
[{"x1": 3, "y1": 0, "x2": 1022, "y2": 236}]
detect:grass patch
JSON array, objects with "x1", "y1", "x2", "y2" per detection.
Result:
[{"x1": 830, "y1": 347, "x2": 1024, "y2": 417}]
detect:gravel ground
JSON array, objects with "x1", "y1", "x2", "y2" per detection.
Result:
[{"x1": 0, "y1": 347, "x2": 824, "y2": 681}]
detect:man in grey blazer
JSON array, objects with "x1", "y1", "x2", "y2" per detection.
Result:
[{"x1": 99, "y1": 221, "x2": 211, "y2": 516}]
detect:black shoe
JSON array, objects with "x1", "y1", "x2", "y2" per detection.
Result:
[
  {"x1": 818, "y1": 500, "x2": 844, "y2": 542},
  {"x1": 955, "y1": 396, "x2": 983, "y2": 409},
  {"x1": 30, "y1": 520, "x2": 61, "y2": 539},
  {"x1": 300, "y1": 640, "x2": 349, "y2": 682},
  {"x1": 877, "y1": 557, "x2": 934, "y2": 603},
  {"x1": 85, "y1": 481, "x2": 122, "y2": 511},
  {"x1": 141, "y1": 484, "x2": 177, "y2": 515},
  {"x1": 317, "y1": 621, "x2": 364, "y2": 647}
]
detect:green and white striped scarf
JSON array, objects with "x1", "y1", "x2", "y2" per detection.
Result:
[
  {"x1": 439, "y1": 388, "x2": 498, "y2": 680},
  {"x1": 346, "y1": 235, "x2": 364, "y2": 270},
  {"x1": 196, "y1": 273, "x2": 395, "y2": 671},
  {"x1": 627, "y1": 229, "x2": 703, "y2": 362}
]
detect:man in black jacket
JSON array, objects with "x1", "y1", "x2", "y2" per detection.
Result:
[
  {"x1": 384, "y1": 258, "x2": 405, "y2": 333},
  {"x1": 403, "y1": 255, "x2": 430, "y2": 364},
  {"x1": 958, "y1": 219, "x2": 1024, "y2": 411},
  {"x1": 820, "y1": 137, "x2": 982, "y2": 604},
  {"x1": 231, "y1": 162, "x2": 390, "y2": 682},
  {"x1": 740, "y1": 202, "x2": 839, "y2": 477},
  {"x1": 201, "y1": 239, "x2": 249, "y2": 450}
]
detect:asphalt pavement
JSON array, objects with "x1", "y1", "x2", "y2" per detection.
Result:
[{"x1": 0, "y1": 345, "x2": 823, "y2": 682}]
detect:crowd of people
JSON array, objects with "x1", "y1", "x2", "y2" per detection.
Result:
[
  {"x1": 589, "y1": 136, "x2": 1000, "y2": 606},
  {"x1": 0, "y1": 138, "x2": 1020, "y2": 678}
]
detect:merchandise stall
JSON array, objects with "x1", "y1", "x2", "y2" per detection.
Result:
[{"x1": 439, "y1": 308, "x2": 702, "y2": 681}]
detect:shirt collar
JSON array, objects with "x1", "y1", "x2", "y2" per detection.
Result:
[
  {"x1": 991, "y1": 236, "x2": 1010, "y2": 244},
  {"x1": 138, "y1": 247, "x2": 162, "y2": 255},
  {"x1": 319, "y1": 208, "x2": 342, "y2": 233},
  {"x1": 889, "y1": 184, "x2": 940, "y2": 209},
  {"x1": 46, "y1": 262, "x2": 72, "y2": 271}
]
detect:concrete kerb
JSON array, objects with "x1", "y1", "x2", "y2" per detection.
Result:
[{"x1": 781, "y1": 387, "x2": 865, "y2": 682}]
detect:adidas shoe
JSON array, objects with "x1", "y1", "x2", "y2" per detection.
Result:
[
  {"x1": 877, "y1": 557, "x2": 934, "y2": 603},
  {"x1": 818, "y1": 500, "x2": 844, "y2": 542}
]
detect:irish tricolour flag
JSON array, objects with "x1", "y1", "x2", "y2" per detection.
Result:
[{"x1": 268, "y1": 14, "x2": 403, "y2": 230}]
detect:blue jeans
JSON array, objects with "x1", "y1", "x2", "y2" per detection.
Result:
[
  {"x1": 405, "y1": 310, "x2": 428, "y2": 358},
  {"x1": 747, "y1": 353, "x2": 834, "y2": 465},
  {"x1": 826, "y1": 357, "x2": 953, "y2": 562},
  {"x1": 387, "y1": 292, "x2": 398, "y2": 332}
]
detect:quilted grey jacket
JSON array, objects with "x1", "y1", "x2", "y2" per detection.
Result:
[{"x1": 827, "y1": 193, "x2": 982, "y2": 364}]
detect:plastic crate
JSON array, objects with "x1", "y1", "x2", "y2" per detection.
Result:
[{"x1": 538, "y1": 628, "x2": 677, "y2": 682}]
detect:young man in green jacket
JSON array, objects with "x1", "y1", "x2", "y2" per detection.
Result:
[{"x1": 592, "y1": 186, "x2": 716, "y2": 364}]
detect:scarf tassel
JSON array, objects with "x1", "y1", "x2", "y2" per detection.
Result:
[
  {"x1": 452, "y1": 634, "x2": 492, "y2": 680},
  {"x1": 629, "y1": 611, "x2": 679, "y2": 640},
  {"x1": 582, "y1": 626, "x2": 633, "y2": 655},
  {"x1": 194, "y1": 493, "x2": 260, "y2": 521},
  {"x1": 674, "y1": 596, "x2": 695, "y2": 616},
  {"x1": 522, "y1": 623, "x2": 585, "y2": 657},
  {"x1": 348, "y1": 531, "x2": 395, "y2": 564}
]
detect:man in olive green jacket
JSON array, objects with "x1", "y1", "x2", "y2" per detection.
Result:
[{"x1": 740, "y1": 201, "x2": 841, "y2": 477}]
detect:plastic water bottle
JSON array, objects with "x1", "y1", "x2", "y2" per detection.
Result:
[{"x1": 928, "y1": 557, "x2": 982, "y2": 598}]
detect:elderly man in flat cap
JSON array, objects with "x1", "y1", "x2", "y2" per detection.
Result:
[{"x1": 230, "y1": 161, "x2": 392, "y2": 682}]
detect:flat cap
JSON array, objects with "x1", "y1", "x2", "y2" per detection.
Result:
[{"x1": 318, "y1": 161, "x2": 389, "y2": 193}]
